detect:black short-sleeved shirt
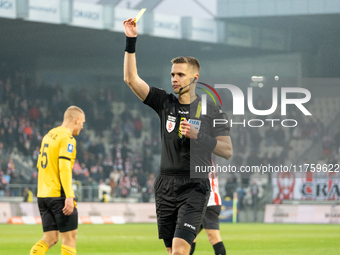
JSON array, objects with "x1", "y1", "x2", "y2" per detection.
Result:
[{"x1": 144, "y1": 87, "x2": 229, "y2": 174}]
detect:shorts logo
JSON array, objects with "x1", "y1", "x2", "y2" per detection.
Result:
[
  {"x1": 67, "y1": 144, "x2": 74, "y2": 153},
  {"x1": 188, "y1": 119, "x2": 201, "y2": 131},
  {"x1": 166, "y1": 115, "x2": 176, "y2": 133},
  {"x1": 184, "y1": 223, "x2": 196, "y2": 230}
]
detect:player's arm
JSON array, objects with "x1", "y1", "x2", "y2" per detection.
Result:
[
  {"x1": 123, "y1": 18, "x2": 150, "y2": 101},
  {"x1": 59, "y1": 157, "x2": 75, "y2": 216},
  {"x1": 59, "y1": 138, "x2": 76, "y2": 215}
]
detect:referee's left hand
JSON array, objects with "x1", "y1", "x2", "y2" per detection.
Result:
[
  {"x1": 63, "y1": 197, "x2": 74, "y2": 216},
  {"x1": 180, "y1": 118, "x2": 198, "y2": 139}
]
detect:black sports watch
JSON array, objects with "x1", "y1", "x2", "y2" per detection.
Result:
[{"x1": 196, "y1": 132, "x2": 204, "y2": 142}]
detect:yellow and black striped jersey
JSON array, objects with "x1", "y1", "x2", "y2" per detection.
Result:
[{"x1": 37, "y1": 126, "x2": 76, "y2": 198}]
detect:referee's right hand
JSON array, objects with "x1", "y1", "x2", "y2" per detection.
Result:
[
  {"x1": 63, "y1": 197, "x2": 74, "y2": 216},
  {"x1": 123, "y1": 18, "x2": 138, "y2": 37}
]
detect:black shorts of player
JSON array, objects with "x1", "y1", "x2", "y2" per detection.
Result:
[
  {"x1": 38, "y1": 197, "x2": 78, "y2": 233},
  {"x1": 202, "y1": 205, "x2": 221, "y2": 230},
  {"x1": 154, "y1": 172, "x2": 210, "y2": 247}
]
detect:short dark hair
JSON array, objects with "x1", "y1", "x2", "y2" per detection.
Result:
[{"x1": 171, "y1": 56, "x2": 200, "y2": 72}]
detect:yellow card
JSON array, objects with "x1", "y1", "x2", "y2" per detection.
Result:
[{"x1": 135, "y1": 8, "x2": 146, "y2": 23}]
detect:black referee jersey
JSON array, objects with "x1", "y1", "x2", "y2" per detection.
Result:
[{"x1": 144, "y1": 87, "x2": 229, "y2": 174}]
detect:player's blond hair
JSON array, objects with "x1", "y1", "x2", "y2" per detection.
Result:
[
  {"x1": 171, "y1": 56, "x2": 200, "y2": 73},
  {"x1": 64, "y1": 106, "x2": 84, "y2": 121}
]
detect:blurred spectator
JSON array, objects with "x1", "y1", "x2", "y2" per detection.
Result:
[
  {"x1": 23, "y1": 187, "x2": 33, "y2": 202},
  {"x1": 133, "y1": 152, "x2": 143, "y2": 172},
  {"x1": 103, "y1": 155, "x2": 113, "y2": 179},
  {"x1": 251, "y1": 182, "x2": 259, "y2": 221},
  {"x1": 114, "y1": 156, "x2": 123, "y2": 171},
  {"x1": 19, "y1": 170, "x2": 28, "y2": 184},
  {"x1": 236, "y1": 186, "x2": 245, "y2": 210},
  {"x1": 0, "y1": 128, "x2": 5, "y2": 144},
  {"x1": 130, "y1": 175, "x2": 139, "y2": 194},
  {"x1": 273, "y1": 126, "x2": 285, "y2": 146},
  {"x1": 137, "y1": 169, "x2": 147, "y2": 188},
  {"x1": 120, "y1": 172, "x2": 130, "y2": 198},
  {"x1": 134, "y1": 117, "x2": 143, "y2": 139},
  {"x1": 6, "y1": 127, "x2": 15, "y2": 152},
  {"x1": 90, "y1": 164, "x2": 104, "y2": 183},
  {"x1": 100, "y1": 191, "x2": 109, "y2": 202},
  {"x1": 73, "y1": 159, "x2": 82, "y2": 174},
  {"x1": 32, "y1": 146, "x2": 40, "y2": 167},
  {"x1": 151, "y1": 133, "x2": 161, "y2": 154},
  {"x1": 147, "y1": 173, "x2": 155, "y2": 197},
  {"x1": 124, "y1": 157, "x2": 133, "y2": 174},
  {"x1": 7, "y1": 157, "x2": 15, "y2": 174},
  {"x1": 151, "y1": 115, "x2": 160, "y2": 135},
  {"x1": 120, "y1": 109, "x2": 133, "y2": 123},
  {"x1": 225, "y1": 176, "x2": 237, "y2": 198},
  {"x1": 143, "y1": 150, "x2": 154, "y2": 173},
  {"x1": 28, "y1": 103, "x2": 40, "y2": 124},
  {"x1": 111, "y1": 126, "x2": 121, "y2": 145},
  {"x1": 3, "y1": 170, "x2": 10, "y2": 196},
  {"x1": 121, "y1": 142, "x2": 131, "y2": 166},
  {"x1": 0, "y1": 170, "x2": 7, "y2": 196},
  {"x1": 103, "y1": 107, "x2": 114, "y2": 130},
  {"x1": 236, "y1": 126, "x2": 247, "y2": 153},
  {"x1": 334, "y1": 126, "x2": 340, "y2": 153},
  {"x1": 95, "y1": 138, "x2": 106, "y2": 159},
  {"x1": 109, "y1": 169, "x2": 120, "y2": 197},
  {"x1": 322, "y1": 134, "x2": 332, "y2": 155},
  {"x1": 246, "y1": 151, "x2": 261, "y2": 168},
  {"x1": 111, "y1": 142, "x2": 121, "y2": 162},
  {"x1": 29, "y1": 172, "x2": 38, "y2": 195},
  {"x1": 0, "y1": 79, "x2": 5, "y2": 104},
  {"x1": 122, "y1": 119, "x2": 134, "y2": 143},
  {"x1": 10, "y1": 171, "x2": 21, "y2": 196}
]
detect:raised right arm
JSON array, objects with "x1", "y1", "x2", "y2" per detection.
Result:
[{"x1": 123, "y1": 18, "x2": 150, "y2": 101}]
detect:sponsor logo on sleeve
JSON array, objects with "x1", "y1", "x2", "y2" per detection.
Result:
[{"x1": 67, "y1": 144, "x2": 74, "y2": 153}]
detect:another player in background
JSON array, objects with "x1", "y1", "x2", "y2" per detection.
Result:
[
  {"x1": 190, "y1": 168, "x2": 226, "y2": 255},
  {"x1": 30, "y1": 106, "x2": 85, "y2": 255},
  {"x1": 123, "y1": 18, "x2": 232, "y2": 255}
]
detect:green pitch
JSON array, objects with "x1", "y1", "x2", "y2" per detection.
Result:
[{"x1": 0, "y1": 223, "x2": 339, "y2": 255}]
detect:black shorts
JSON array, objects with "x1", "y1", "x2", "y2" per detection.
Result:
[
  {"x1": 202, "y1": 205, "x2": 221, "y2": 230},
  {"x1": 154, "y1": 174, "x2": 210, "y2": 241},
  {"x1": 38, "y1": 197, "x2": 78, "y2": 233}
]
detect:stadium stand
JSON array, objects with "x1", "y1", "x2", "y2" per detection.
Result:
[
  {"x1": 0, "y1": 63, "x2": 160, "y2": 202},
  {"x1": 1, "y1": 62, "x2": 340, "y2": 222}
]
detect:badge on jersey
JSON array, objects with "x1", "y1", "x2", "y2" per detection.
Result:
[
  {"x1": 166, "y1": 115, "x2": 176, "y2": 133},
  {"x1": 67, "y1": 143, "x2": 74, "y2": 153},
  {"x1": 188, "y1": 119, "x2": 201, "y2": 131}
]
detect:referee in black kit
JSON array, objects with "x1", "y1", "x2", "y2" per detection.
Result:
[{"x1": 123, "y1": 18, "x2": 233, "y2": 255}]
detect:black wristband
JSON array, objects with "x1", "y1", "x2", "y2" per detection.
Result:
[
  {"x1": 196, "y1": 132, "x2": 217, "y2": 152},
  {"x1": 125, "y1": 36, "x2": 137, "y2": 53}
]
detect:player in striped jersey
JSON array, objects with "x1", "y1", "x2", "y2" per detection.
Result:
[{"x1": 190, "y1": 170, "x2": 226, "y2": 255}]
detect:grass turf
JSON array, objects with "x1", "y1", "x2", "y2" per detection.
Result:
[{"x1": 0, "y1": 223, "x2": 339, "y2": 254}]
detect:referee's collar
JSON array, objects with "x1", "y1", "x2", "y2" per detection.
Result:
[{"x1": 178, "y1": 94, "x2": 200, "y2": 106}]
